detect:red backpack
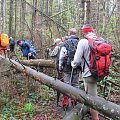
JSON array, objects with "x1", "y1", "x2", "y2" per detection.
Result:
[{"x1": 84, "y1": 37, "x2": 112, "y2": 79}]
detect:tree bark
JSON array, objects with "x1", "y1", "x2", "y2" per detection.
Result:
[
  {"x1": 31, "y1": 0, "x2": 37, "y2": 41},
  {"x1": 45, "y1": 0, "x2": 49, "y2": 26},
  {"x1": 20, "y1": 59, "x2": 55, "y2": 68},
  {"x1": 1, "y1": 0, "x2": 6, "y2": 33},
  {"x1": 9, "y1": 0, "x2": 14, "y2": 36},
  {"x1": 0, "y1": 55, "x2": 120, "y2": 120},
  {"x1": 63, "y1": 104, "x2": 87, "y2": 120},
  {"x1": 21, "y1": 0, "x2": 26, "y2": 39},
  {"x1": 24, "y1": 1, "x2": 67, "y2": 32},
  {"x1": 86, "y1": 0, "x2": 91, "y2": 24},
  {"x1": 14, "y1": 0, "x2": 17, "y2": 39},
  {"x1": 0, "y1": 0, "x2": 3, "y2": 32}
]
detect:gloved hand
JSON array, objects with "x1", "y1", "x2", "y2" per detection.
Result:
[
  {"x1": 46, "y1": 48, "x2": 50, "y2": 52},
  {"x1": 28, "y1": 52, "x2": 32, "y2": 56},
  {"x1": 71, "y1": 61, "x2": 77, "y2": 69}
]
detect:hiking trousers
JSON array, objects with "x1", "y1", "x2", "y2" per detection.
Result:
[
  {"x1": 83, "y1": 76, "x2": 97, "y2": 96},
  {"x1": 63, "y1": 72, "x2": 80, "y2": 88}
]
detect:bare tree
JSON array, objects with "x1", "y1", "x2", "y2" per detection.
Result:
[
  {"x1": 21, "y1": 0, "x2": 26, "y2": 39},
  {"x1": 1, "y1": 0, "x2": 6, "y2": 33},
  {"x1": 9, "y1": 0, "x2": 14, "y2": 36},
  {"x1": 31, "y1": 0, "x2": 37, "y2": 41},
  {"x1": 82, "y1": 0, "x2": 91, "y2": 24},
  {"x1": 14, "y1": 0, "x2": 17, "y2": 39}
]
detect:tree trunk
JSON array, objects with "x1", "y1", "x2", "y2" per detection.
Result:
[
  {"x1": 96, "y1": 0, "x2": 100, "y2": 33},
  {"x1": 31, "y1": 0, "x2": 37, "y2": 41},
  {"x1": 1, "y1": 0, "x2": 6, "y2": 33},
  {"x1": 82, "y1": 0, "x2": 91, "y2": 24},
  {"x1": 86, "y1": 0, "x2": 91, "y2": 24},
  {"x1": 63, "y1": 104, "x2": 87, "y2": 120},
  {"x1": 45, "y1": 0, "x2": 49, "y2": 26},
  {"x1": 0, "y1": 55, "x2": 120, "y2": 120},
  {"x1": 102, "y1": 0, "x2": 106, "y2": 34},
  {"x1": 20, "y1": 59, "x2": 55, "y2": 68},
  {"x1": 25, "y1": 1, "x2": 67, "y2": 32},
  {"x1": 9, "y1": 0, "x2": 14, "y2": 36},
  {"x1": 14, "y1": 0, "x2": 17, "y2": 39},
  {"x1": 3, "y1": 0, "x2": 6, "y2": 33},
  {"x1": 21, "y1": 0, "x2": 26, "y2": 39},
  {"x1": 0, "y1": 0, "x2": 3, "y2": 31}
]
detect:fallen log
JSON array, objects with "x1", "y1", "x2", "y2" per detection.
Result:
[
  {"x1": 20, "y1": 59, "x2": 55, "y2": 68},
  {"x1": 63, "y1": 104, "x2": 87, "y2": 120},
  {"x1": 0, "y1": 55, "x2": 120, "y2": 120}
]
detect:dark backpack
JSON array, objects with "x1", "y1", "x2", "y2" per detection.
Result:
[
  {"x1": 84, "y1": 37, "x2": 112, "y2": 79},
  {"x1": 24, "y1": 40, "x2": 36, "y2": 53},
  {"x1": 64, "y1": 38, "x2": 78, "y2": 65},
  {"x1": 56, "y1": 43, "x2": 64, "y2": 70},
  {"x1": 9, "y1": 37, "x2": 15, "y2": 52},
  {"x1": 24, "y1": 40, "x2": 35, "y2": 49},
  {"x1": 9, "y1": 38, "x2": 15, "y2": 46}
]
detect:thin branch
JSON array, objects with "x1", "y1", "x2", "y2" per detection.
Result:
[
  {"x1": 41, "y1": 9, "x2": 68, "y2": 23},
  {"x1": 24, "y1": 1, "x2": 67, "y2": 32}
]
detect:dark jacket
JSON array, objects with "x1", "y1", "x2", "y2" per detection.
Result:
[{"x1": 62, "y1": 35, "x2": 81, "y2": 74}]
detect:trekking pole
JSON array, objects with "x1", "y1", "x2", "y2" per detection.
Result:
[
  {"x1": 56, "y1": 70, "x2": 60, "y2": 107},
  {"x1": 28, "y1": 55, "x2": 30, "y2": 60},
  {"x1": 103, "y1": 79, "x2": 107, "y2": 99},
  {"x1": 70, "y1": 67, "x2": 74, "y2": 85},
  {"x1": 56, "y1": 69, "x2": 63, "y2": 106},
  {"x1": 70, "y1": 68, "x2": 76, "y2": 107}
]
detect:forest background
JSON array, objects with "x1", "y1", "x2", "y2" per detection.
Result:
[
  {"x1": 0, "y1": 0, "x2": 119, "y2": 58},
  {"x1": 0, "y1": 0, "x2": 120, "y2": 119}
]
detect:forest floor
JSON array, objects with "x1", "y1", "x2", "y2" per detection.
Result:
[{"x1": 0, "y1": 58, "x2": 119, "y2": 120}]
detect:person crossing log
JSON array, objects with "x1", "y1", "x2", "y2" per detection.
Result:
[{"x1": 0, "y1": 55, "x2": 120, "y2": 120}]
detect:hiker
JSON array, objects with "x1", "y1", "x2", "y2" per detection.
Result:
[
  {"x1": 71, "y1": 24, "x2": 101, "y2": 120},
  {"x1": 47, "y1": 38, "x2": 66, "y2": 106},
  {"x1": 72, "y1": 24, "x2": 112, "y2": 119},
  {"x1": 16, "y1": 40, "x2": 36, "y2": 59},
  {"x1": 0, "y1": 33, "x2": 9, "y2": 56},
  {"x1": 9, "y1": 37, "x2": 15, "y2": 52},
  {"x1": 59, "y1": 28, "x2": 81, "y2": 108},
  {"x1": 47, "y1": 38, "x2": 64, "y2": 71},
  {"x1": 47, "y1": 38, "x2": 64, "y2": 79}
]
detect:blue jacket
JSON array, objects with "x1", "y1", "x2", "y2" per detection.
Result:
[{"x1": 20, "y1": 40, "x2": 36, "y2": 57}]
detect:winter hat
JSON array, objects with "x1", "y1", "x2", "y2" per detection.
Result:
[
  {"x1": 82, "y1": 24, "x2": 94, "y2": 34},
  {"x1": 16, "y1": 40, "x2": 22, "y2": 45}
]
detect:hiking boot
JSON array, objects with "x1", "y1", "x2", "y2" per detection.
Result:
[
  {"x1": 71, "y1": 99, "x2": 77, "y2": 107},
  {"x1": 62, "y1": 95, "x2": 69, "y2": 110}
]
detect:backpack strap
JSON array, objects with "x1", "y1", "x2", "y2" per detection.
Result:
[
  {"x1": 25, "y1": 42, "x2": 31, "y2": 49},
  {"x1": 82, "y1": 56, "x2": 89, "y2": 72},
  {"x1": 24, "y1": 40, "x2": 33, "y2": 49},
  {"x1": 82, "y1": 37, "x2": 99, "y2": 72}
]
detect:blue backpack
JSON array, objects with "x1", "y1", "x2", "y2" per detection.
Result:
[
  {"x1": 20, "y1": 40, "x2": 36, "y2": 57},
  {"x1": 24, "y1": 40, "x2": 35, "y2": 49}
]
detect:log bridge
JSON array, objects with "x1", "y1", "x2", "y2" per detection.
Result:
[{"x1": 0, "y1": 55, "x2": 120, "y2": 120}]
